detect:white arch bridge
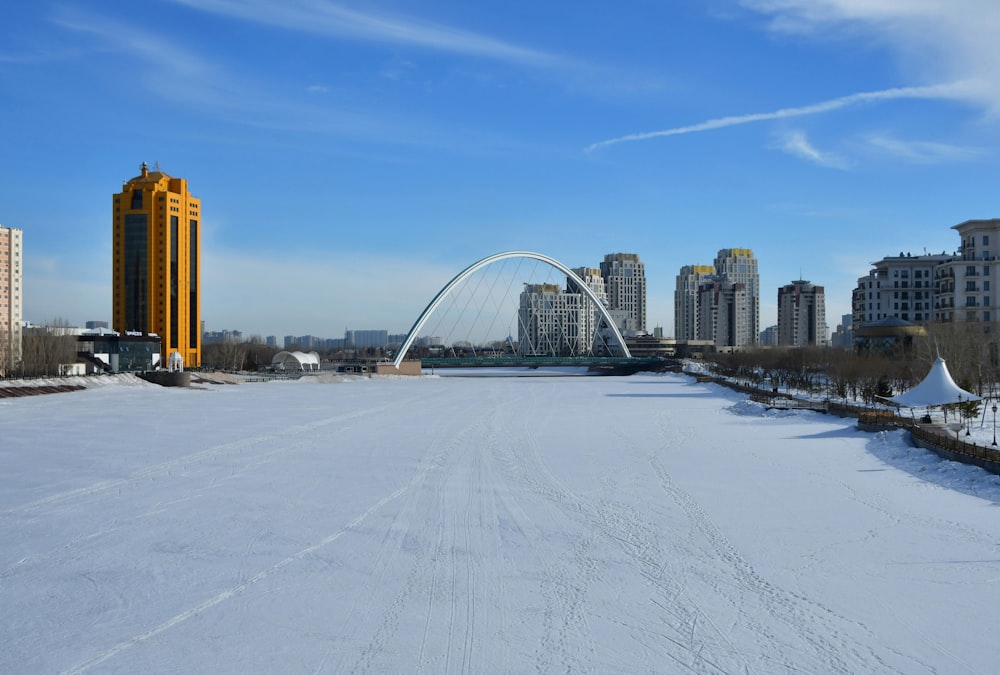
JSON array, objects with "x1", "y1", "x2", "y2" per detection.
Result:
[{"x1": 392, "y1": 251, "x2": 663, "y2": 372}]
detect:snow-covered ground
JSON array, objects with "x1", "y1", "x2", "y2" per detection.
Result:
[{"x1": 3, "y1": 372, "x2": 1000, "y2": 673}]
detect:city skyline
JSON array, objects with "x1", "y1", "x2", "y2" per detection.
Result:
[{"x1": 3, "y1": 1, "x2": 999, "y2": 337}]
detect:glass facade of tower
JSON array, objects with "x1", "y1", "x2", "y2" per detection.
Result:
[{"x1": 113, "y1": 163, "x2": 201, "y2": 368}]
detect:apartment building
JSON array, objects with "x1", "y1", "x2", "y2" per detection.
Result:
[
  {"x1": 934, "y1": 219, "x2": 1000, "y2": 324},
  {"x1": 698, "y1": 280, "x2": 750, "y2": 350},
  {"x1": 518, "y1": 283, "x2": 586, "y2": 357},
  {"x1": 675, "y1": 265, "x2": 715, "y2": 341},
  {"x1": 714, "y1": 248, "x2": 759, "y2": 345},
  {"x1": 600, "y1": 253, "x2": 646, "y2": 334},
  {"x1": 777, "y1": 279, "x2": 826, "y2": 347},
  {"x1": 852, "y1": 252, "x2": 949, "y2": 328},
  {"x1": 570, "y1": 267, "x2": 608, "y2": 354},
  {"x1": 0, "y1": 225, "x2": 23, "y2": 373}
]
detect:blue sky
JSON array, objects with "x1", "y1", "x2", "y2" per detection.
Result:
[{"x1": 3, "y1": 0, "x2": 1000, "y2": 339}]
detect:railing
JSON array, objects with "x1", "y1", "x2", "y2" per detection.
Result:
[
  {"x1": 0, "y1": 384, "x2": 85, "y2": 398},
  {"x1": 909, "y1": 424, "x2": 1000, "y2": 471},
  {"x1": 423, "y1": 356, "x2": 667, "y2": 368}
]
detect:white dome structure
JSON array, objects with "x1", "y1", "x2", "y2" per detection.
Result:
[{"x1": 271, "y1": 351, "x2": 320, "y2": 371}]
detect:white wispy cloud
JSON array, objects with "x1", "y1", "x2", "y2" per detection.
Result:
[
  {"x1": 738, "y1": 0, "x2": 1000, "y2": 113},
  {"x1": 586, "y1": 82, "x2": 968, "y2": 152},
  {"x1": 50, "y1": 7, "x2": 413, "y2": 141},
  {"x1": 862, "y1": 133, "x2": 984, "y2": 163},
  {"x1": 775, "y1": 130, "x2": 847, "y2": 168},
  {"x1": 52, "y1": 8, "x2": 249, "y2": 109},
  {"x1": 167, "y1": 0, "x2": 573, "y2": 69}
]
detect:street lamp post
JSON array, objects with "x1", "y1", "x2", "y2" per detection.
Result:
[{"x1": 992, "y1": 403, "x2": 997, "y2": 447}]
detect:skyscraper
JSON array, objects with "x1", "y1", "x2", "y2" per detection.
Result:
[
  {"x1": 713, "y1": 248, "x2": 759, "y2": 346},
  {"x1": 113, "y1": 163, "x2": 201, "y2": 367},
  {"x1": 674, "y1": 264, "x2": 715, "y2": 340},
  {"x1": 698, "y1": 279, "x2": 750, "y2": 349},
  {"x1": 0, "y1": 225, "x2": 23, "y2": 374},
  {"x1": 600, "y1": 253, "x2": 646, "y2": 334},
  {"x1": 570, "y1": 267, "x2": 608, "y2": 354},
  {"x1": 777, "y1": 279, "x2": 826, "y2": 347}
]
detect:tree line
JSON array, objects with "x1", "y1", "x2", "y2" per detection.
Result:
[
  {"x1": 0, "y1": 319, "x2": 77, "y2": 378},
  {"x1": 704, "y1": 322, "x2": 1000, "y2": 406}
]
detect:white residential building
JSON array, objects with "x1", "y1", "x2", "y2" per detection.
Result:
[
  {"x1": 934, "y1": 219, "x2": 1000, "y2": 324},
  {"x1": 569, "y1": 267, "x2": 608, "y2": 354},
  {"x1": 852, "y1": 252, "x2": 952, "y2": 327},
  {"x1": 518, "y1": 283, "x2": 584, "y2": 357},
  {"x1": 600, "y1": 253, "x2": 646, "y2": 334},
  {"x1": 777, "y1": 280, "x2": 827, "y2": 347},
  {"x1": 675, "y1": 265, "x2": 715, "y2": 340},
  {"x1": 714, "y1": 248, "x2": 759, "y2": 345},
  {"x1": 0, "y1": 225, "x2": 23, "y2": 374}
]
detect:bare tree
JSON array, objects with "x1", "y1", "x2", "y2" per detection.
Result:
[
  {"x1": 0, "y1": 327, "x2": 19, "y2": 377},
  {"x1": 919, "y1": 322, "x2": 988, "y2": 393},
  {"x1": 21, "y1": 318, "x2": 76, "y2": 377}
]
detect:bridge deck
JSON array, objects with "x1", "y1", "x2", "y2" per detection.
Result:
[{"x1": 420, "y1": 356, "x2": 671, "y2": 371}]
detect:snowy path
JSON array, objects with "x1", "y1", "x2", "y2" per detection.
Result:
[{"x1": 2, "y1": 374, "x2": 999, "y2": 673}]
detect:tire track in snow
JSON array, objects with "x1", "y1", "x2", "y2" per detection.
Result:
[
  {"x1": 646, "y1": 406, "x2": 895, "y2": 674},
  {"x1": 484, "y1": 380, "x2": 601, "y2": 673},
  {"x1": 339, "y1": 393, "x2": 510, "y2": 674},
  {"x1": 2, "y1": 397, "x2": 432, "y2": 580},
  {"x1": 5, "y1": 398, "x2": 419, "y2": 518},
  {"x1": 595, "y1": 406, "x2": 741, "y2": 673},
  {"x1": 60, "y1": 448, "x2": 446, "y2": 675}
]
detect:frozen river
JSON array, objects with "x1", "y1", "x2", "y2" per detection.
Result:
[{"x1": 3, "y1": 372, "x2": 999, "y2": 673}]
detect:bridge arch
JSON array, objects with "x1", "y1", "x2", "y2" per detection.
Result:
[{"x1": 393, "y1": 251, "x2": 632, "y2": 368}]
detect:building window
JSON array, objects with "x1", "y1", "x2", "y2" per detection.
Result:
[{"x1": 130, "y1": 189, "x2": 143, "y2": 209}]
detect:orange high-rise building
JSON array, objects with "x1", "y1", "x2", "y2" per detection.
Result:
[{"x1": 113, "y1": 163, "x2": 201, "y2": 367}]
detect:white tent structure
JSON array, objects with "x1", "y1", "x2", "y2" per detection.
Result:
[
  {"x1": 271, "y1": 351, "x2": 320, "y2": 371},
  {"x1": 889, "y1": 356, "x2": 980, "y2": 408}
]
